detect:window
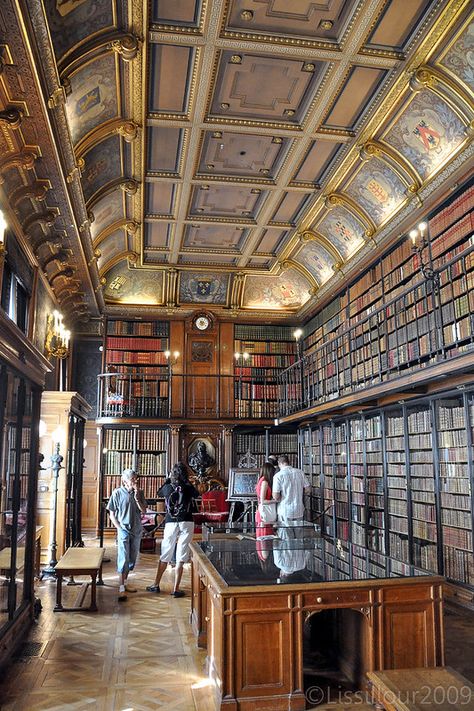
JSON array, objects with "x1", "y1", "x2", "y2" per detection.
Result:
[{"x1": 1, "y1": 262, "x2": 29, "y2": 333}]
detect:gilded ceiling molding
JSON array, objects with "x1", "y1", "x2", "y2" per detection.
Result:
[
  {"x1": 166, "y1": 268, "x2": 178, "y2": 307},
  {"x1": 410, "y1": 65, "x2": 474, "y2": 124},
  {"x1": 324, "y1": 193, "x2": 377, "y2": 239},
  {"x1": 109, "y1": 34, "x2": 140, "y2": 62},
  {"x1": 359, "y1": 140, "x2": 422, "y2": 194},
  {"x1": 121, "y1": 179, "x2": 140, "y2": 196},
  {"x1": 277, "y1": 258, "x2": 318, "y2": 291},
  {"x1": 0, "y1": 149, "x2": 39, "y2": 182},
  {"x1": 10, "y1": 180, "x2": 51, "y2": 209},
  {"x1": 54, "y1": 281, "x2": 81, "y2": 300},
  {"x1": 92, "y1": 220, "x2": 138, "y2": 247},
  {"x1": 0, "y1": 108, "x2": 22, "y2": 129},
  {"x1": 49, "y1": 265, "x2": 75, "y2": 287},
  {"x1": 75, "y1": 119, "x2": 131, "y2": 157},
  {"x1": 297, "y1": 229, "x2": 344, "y2": 265},
  {"x1": 230, "y1": 273, "x2": 245, "y2": 310},
  {"x1": 47, "y1": 86, "x2": 67, "y2": 110},
  {"x1": 98, "y1": 251, "x2": 138, "y2": 278},
  {"x1": 22, "y1": 209, "x2": 59, "y2": 235},
  {"x1": 32, "y1": 231, "x2": 65, "y2": 256},
  {"x1": 41, "y1": 248, "x2": 72, "y2": 272}
]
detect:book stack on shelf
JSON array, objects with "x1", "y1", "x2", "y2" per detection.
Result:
[
  {"x1": 407, "y1": 405, "x2": 438, "y2": 573},
  {"x1": 334, "y1": 421, "x2": 349, "y2": 540},
  {"x1": 234, "y1": 325, "x2": 296, "y2": 419},
  {"x1": 233, "y1": 430, "x2": 298, "y2": 467},
  {"x1": 102, "y1": 426, "x2": 169, "y2": 504},
  {"x1": 104, "y1": 320, "x2": 170, "y2": 417},
  {"x1": 436, "y1": 398, "x2": 473, "y2": 585},
  {"x1": 301, "y1": 427, "x2": 322, "y2": 518},
  {"x1": 365, "y1": 414, "x2": 384, "y2": 554},
  {"x1": 322, "y1": 425, "x2": 334, "y2": 537},
  {"x1": 349, "y1": 419, "x2": 365, "y2": 547},
  {"x1": 385, "y1": 410, "x2": 409, "y2": 562}
]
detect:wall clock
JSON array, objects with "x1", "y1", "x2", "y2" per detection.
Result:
[{"x1": 194, "y1": 315, "x2": 210, "y2": 331}]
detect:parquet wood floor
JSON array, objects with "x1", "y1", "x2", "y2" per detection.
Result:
[{"x1": 0, "y1": 541, "x2": 472, "y2": 710}]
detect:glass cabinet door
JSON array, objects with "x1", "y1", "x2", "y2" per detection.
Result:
[
  {"x1": 436, "y1": 397, "x2": 473, "y2": 584},
  {"x1": 407, "y1": 404, "x2": 438, "y2": 573}
]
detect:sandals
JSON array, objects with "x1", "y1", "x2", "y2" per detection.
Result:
[{"x1": 146, "y1": 584, "x2": 161, "y2": 593}]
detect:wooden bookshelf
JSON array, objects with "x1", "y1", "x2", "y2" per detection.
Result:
[
  {"x1": 103, "y1": 319, "x2": 170, "y2": 417},
  {"x1": 234, "y1": 324, "x2": 296, "y2": 419},
  {"x1": 233, "y1": 428, "x2": 298, "y2": 467},
  {"x1": 301, "y1": 386, "x2": 474, "y2": 589}
]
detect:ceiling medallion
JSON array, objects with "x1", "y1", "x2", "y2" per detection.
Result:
[
  {"x1": 272, "y1": 137, "x2": 282, "y2": 144},
  {"x1": 200, "y1": 185, "x2": 209, "y2": 190},
  {"x1": 259, "y1": 168, "x2": 269, "y2": 174},
  {"x1": 212, "y1": 131, "x2": 222, "y2": 138},
  {"x1": 230, "y1": 55, "x2": 242, "y2": 64},
  {"x1": 251, "y1": 189, "x2": 261, "y2": 194},
  {"x1": 206, "y1": 164, "x2": 215, "y2": 170},
  {"x1": 284, "y1": 109, "x2": 295, "y2": 117},
  {"x1": 220, "y1": 102, "x2": 230, "y2": 110},
  {"x1": 302, "y1": 63, "x2": 315, "y2": 73},
  {"x1": 240, "y1": 10, "x2": 254, "y2": 21},
  {"x1": 318, "y1": 19, "x2": 334, "y2": 30}
]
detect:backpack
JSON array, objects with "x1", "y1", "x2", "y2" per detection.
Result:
[{"x1": 166, "y1": 485, "x2": 190, "y2": 519}]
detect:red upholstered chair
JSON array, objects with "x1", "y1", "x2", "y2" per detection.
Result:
[{"x1": 193, "y1": 489, "x2": 230, "y2": 531}]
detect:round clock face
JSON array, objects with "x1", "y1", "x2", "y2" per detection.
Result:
[{"x1": 195, "y1": 316, "x2": 210, "y2": 331}]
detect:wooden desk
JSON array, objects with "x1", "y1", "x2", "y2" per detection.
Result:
[
  {"x1": 54, "y1": 547, "x2": 105, "y2": 612},
  {"x1": 367, "y1": 667, "x2": 474, "y2": 710},
  {"x1": 191, "y1": 536, "x2": 445, "y2": 711}
]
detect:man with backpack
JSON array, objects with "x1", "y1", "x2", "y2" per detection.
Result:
[{"x1": 146, "y1": 462, "x2": 199, "y2": 597}]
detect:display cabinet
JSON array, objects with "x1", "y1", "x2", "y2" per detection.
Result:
[
  {"x1": 233, "y1": 426, "x2": 298, "y2": 467},
  {"x1": 0, "y1": 310, "x2": 50, "y2": 667}
]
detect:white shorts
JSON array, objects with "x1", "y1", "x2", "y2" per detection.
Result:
[{"x1": 160, "y1": 521, "x2": 194, "y2": 563}]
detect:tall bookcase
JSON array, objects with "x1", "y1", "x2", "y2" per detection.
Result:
[
  {"x1": 233, "y1": 427, "x2": 298, "y2": 467},
  {"x1": 301, "y1": 386, "x2": 474, "y2": 589},
  {"x1": 234, "y1": 324, "x2": 296, "y2": 418},
  {"x1": 297, "y1": 180, "x2": 474, "y2": 409},
  {"x1": 104, "y1": 319, "x2": 170, "y2": 417}
]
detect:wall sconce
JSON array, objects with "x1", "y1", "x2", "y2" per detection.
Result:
[
  {"x1": 234, "y1": 351, "x2": 249, "y2": 362},
  {"x1": 293, "y1": 328, "x2": 303, "y2": 359},
  {"x1": 164, "y1": 350, "x2": 180, "y2": 365},
  {"x1": 0, "y1": 209, "x2": 6, "y2": 253},
  {"x1": 409, "y1": 221, "x2": 438, "y2": 283},
  {"x1": 45, "y1": 310, "x2": 71, "y2": 359}
]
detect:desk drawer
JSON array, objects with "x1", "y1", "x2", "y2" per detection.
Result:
[{"x1": 304, "y1": 589, "x2": 371, "y2": 607}]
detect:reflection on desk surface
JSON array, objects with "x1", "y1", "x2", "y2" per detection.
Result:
[{"x1": 198, "y1": 530, "x2": 433, "y2": 587}]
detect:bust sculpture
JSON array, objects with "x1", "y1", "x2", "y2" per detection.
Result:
[{"x1": 188, "y1": 440, "x2": 215, "y2": 482}]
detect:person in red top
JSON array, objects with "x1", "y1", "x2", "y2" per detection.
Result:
[{"x1": 255, "y1": 462, "x2": 275, "y2": 538}]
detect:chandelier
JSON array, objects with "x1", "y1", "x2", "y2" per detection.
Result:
[{"x1": 45, "y1": 310, "x2": 71, "y2": 359}]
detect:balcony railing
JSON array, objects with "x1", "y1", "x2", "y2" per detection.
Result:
[
  {"x1": 97, "y1": 371, "x2": 281, "y2": 420},
  {"x1": 278, "y1": 245, "x2": 474, "y2": 416}
]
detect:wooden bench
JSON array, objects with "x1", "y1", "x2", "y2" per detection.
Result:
[
  {"x1": 54, "y1": 547, "x2": 105, "y2": 612},
  {"x1": 367, "y1": 667, "x2": 474, "y2": 710}
]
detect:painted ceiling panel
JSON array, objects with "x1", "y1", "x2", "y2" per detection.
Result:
[
  {"x1": 149, "y1": 44, "x2": 194, "y2": 114},
  {"x1": 296, "y1": 241, "x2": 336, "y2": 286},
  {"x1": 144, "y1": 252, "x2": 169, "y2": 264},
  {"x1": 81, "y1": 135, "x2": 122, "y2": 204},
  {"x1": 97, "y1": 229, "x2": 127, "y2": 272},
  {"x1": 43, "y1": 0, "x2": 115, "y2": 59},
  {"x1": 189, "y1": 185, "x2": 265, "y2": 219},
  {"x1": 152, "y1": 0, "x2": 201, "y2": 26},
  {"x1": 438, "y1": 21, "x2": 474, "y2": 92},
  {"x1": 293, "y1": 140, "x2": 343, "y2": 185},
  {"x1": 344, "y1": 157, "x2": 407, "y2": 225},
  {"x1": 147, "y1": 127, "x2": 183, "y2": 173},
  {"x1": 145, "y1": 183, "x2": 175, "y2": 215},
  {"x1": 198, "y1": 131, "x2": 288, "y2": 179},
  {"x1": 65, "y1": 54, "x2": 119, "y2": 145},
  {"x1": 322, "y1": 66, "x2": 387, "y2": 130},
  {"x1": 243, "y1": 269, "x2": 311, "y2": 310},
  {"x1": 210, "y1": 52, "x2": 327, "y2": 124},
  {"x1": 104, "y1": 261, "x2": 164, "y2": 305},
  {"x1": 225, "y1": 0, "x2": 359, "y2": 42},
  {"x1": 144, "y1": 222, "x2": 171, "y2": 249},
  {"x1": 271, "y1": 193, "x2": 311, "y2": 224},
  {"x1": 90, "y1": 190, "x2": 126, "y2": 240},
  {"x1": 255, "y1": 228, "x2": 289, "y2": 254},
  {"x1": 364, "y1": 0, "x2": 433, "y2": 50},
  {"x1": 183, "y1": 224, "x2": 248, "y2": 250},
  {"x1": 315, "y1": 207, "x2": 365, "y2": 259},
  {"x1": 179, "y1": 272, "x2": 229, "y2": 304},
  {"x1": 383, "y1": 90, "x2": 466, "y2": 181}
]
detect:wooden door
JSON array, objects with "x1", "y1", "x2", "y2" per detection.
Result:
[
  {"x1": 185, "y1": 313, "x2": 218, "y2": 417},
  {"x1": 82, "y1": 422, "x2": 99, "y2": 534}
]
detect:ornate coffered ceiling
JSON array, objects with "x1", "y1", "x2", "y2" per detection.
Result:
[{"x1": 0, "y1": 0, "x2": 473, "y2": 322}]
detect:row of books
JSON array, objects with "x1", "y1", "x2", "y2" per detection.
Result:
[
  {"x1": 234, "y1": 400, "x2": 278, "y2": 418},
  {"x1": 107, "y1": 320, "x2": 169, "y2": 337},
  {"x1": 235, "y1": 340, "x2": 296, "y2": 354},
  {"x1": 235, "y1": 354, "x2": 295, "y2": 367},
  {"x1": 106, "y1": 336, "x2": 168, "y2": 351},
  {"x1": 234, "y1": 324, "x2": 296, "y2": 341},
  {"x1": 429, "y1": 184, "x2": 474, "y2": 238},
  {"x1": 103, "y1": 474, "x2": 165, "y2": 499},
  {"x1": 234, "y1": 433, "x2": 297, "y2": 454},
  {"x1": 236, "y1": 383, "x2": 281, "y2": 399},
  {"x1": 443, "y1": 547, "x2": 474, "y2": 584},
  {"x1": 107, "y1": 351, "x2": 168, "y2": 365}
]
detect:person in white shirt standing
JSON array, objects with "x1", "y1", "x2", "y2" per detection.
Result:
[{"x1": 272, "y1": 455, "x2": 310, "y2": 525}]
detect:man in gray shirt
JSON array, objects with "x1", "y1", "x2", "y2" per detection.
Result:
[{"x1": 107, "y1": 468, "x2": 146, "y2": 601}]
